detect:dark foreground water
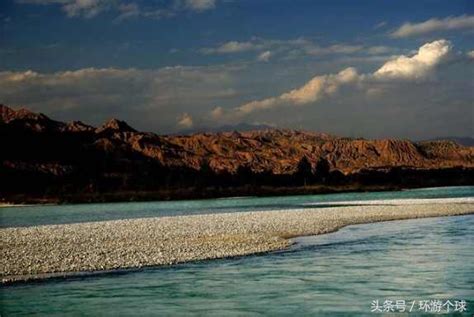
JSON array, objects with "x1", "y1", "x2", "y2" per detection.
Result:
[{"x1": 1, "y1": 187, "x2": 473, "y2": 316}]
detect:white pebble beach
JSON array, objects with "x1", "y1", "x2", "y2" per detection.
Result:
[{"x1": 1, "y1": 201, "x2": 473, "y2": 283}]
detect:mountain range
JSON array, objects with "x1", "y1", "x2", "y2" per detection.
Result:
[{"x1": 1, "y1": 104, "x2": 473, "y2": 203}]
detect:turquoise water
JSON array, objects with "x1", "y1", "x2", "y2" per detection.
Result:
[
  {"x1": 1, "y1": 186, "x2": 473, "y2": 228},
  {"x1": 1, "y1": 186, "x2": 474, "y2": 316},
  {"x1": 1, "y1": 216, "x2": 473, "y2": 316}
]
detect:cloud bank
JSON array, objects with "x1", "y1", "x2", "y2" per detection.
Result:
[
  {"x1": 211, "y1": 40, "x2": 454, "y2": 121},
  {"x1": 1, "y1": 39, "x2": 471, "y2": 138},
  {"x1": 0, "y1": 65, "x2": 238, "y2": 131}
]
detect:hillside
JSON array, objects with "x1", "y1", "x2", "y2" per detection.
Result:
[{"x1": 1, "y1": 104, "x2": 473, "y2": 203}]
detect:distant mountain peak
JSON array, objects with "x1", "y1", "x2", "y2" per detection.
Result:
[
  {"x1": 420, "y1": 136, "x2": 474, "y2": 147},
  {"x1": 96, "y1": 118, "x2": 137, "y2": 133},
  {"x1": 0, "y1": 104, "x2": 49, "y2": 123},
  {"x1": 0, "y1": 104, "x2": 16, "y2": 122},
  {"x1": 0, "y1": 104, "x2": 62, "y2": 132},
  {"x1": 63, "y1": 120, "x2": 94, "y2": 133}
]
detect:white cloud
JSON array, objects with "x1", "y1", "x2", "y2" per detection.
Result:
[
  {"x1": 305, "y1": 44, "x2": 363, "y2": 56},
  {"x1": 200, "y1": 38, "x2": 297, "y2": 55},
  {"x1": 373, "y1": 21, "x2": 387, "y2": 30},
  {"x1": 63, "y1": 0, "x2": 109, "y2": 17},
  {"x1": 210, "y1": 106, "x2": 224, "y2": 119},
  {"x1": 16, "y1": 0, "x2": 218, "y2": 19},
  {"x1": 201, "y1": 41, "x2": 260, "y2": 54},
  {"x1": 17, "y1": 0, "x2": 113, "y2": 18},
  {"x1": 391, "y1": 15, "x2": 474, "y2": 38},
  {"x1": 212, "y1": 39, "x2": 455, "y2": 121},
  {"x1": 374, "y1": 39, "x2": 451, "y2": 79},
  {"x1": 177, "y1": 113, "x2": 194, "y2": 128},
  {"x1": 257, "y1": 51, "x2": 272, "y2": 62},
  {"x1": 201, "y1": 37, "x2": 398, "y2": 61},
  {"x1": 366, "y1": 46, "x2": 393, "y2": 55},
  {"x1": 116, "y1": 3, "x2": 140, "y2": 20},
  {"x1": 215, "y1": 41, "x2": 256, "y2": 53},
  {"x1": 185, "y1": 0, "x2": 216, "y2": 11},
  {"x1": 213, "y1": 67, "x2": 359, "y2": 119},
  {"x1": 467, "y1": 50, "x2": 474, "y2": 59}
]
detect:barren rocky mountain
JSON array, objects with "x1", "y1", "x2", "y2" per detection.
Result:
[{"x1": 1, "y1": 104, "x2": 473, "y2": 202}]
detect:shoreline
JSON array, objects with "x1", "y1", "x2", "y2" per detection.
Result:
[
  {"x1": 0, "y1": 204, "x2": 49, "y2": 208},
  {"x1": 1, "y1": 247, "x2": 288, "y2": 285},
  {"x1": 2, "y1": 184, "x2": 404, "y2": 205},
  {"x1": 2, "y1": 184, "x2": 473, "y2": 207},
  {"x1": 2, "y1": 202, "x2": 473, "y2": 284}
]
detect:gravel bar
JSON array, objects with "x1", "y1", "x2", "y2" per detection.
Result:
[{"x1": 1, "y1": 202, "x2": 473, "y2": 283}]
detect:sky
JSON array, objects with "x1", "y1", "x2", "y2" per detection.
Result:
[{"x1": 1, "y1": 0, "x2": 473, "y2": 139}]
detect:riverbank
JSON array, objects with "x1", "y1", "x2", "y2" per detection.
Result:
[
  {"x1": 1, "y1": 184, "x2": 403, "y2": 205},
  {"x1": 2, "y1": 201, "x2": 473, "y2": 283}
]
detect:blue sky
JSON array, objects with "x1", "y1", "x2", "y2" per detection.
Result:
[{"x1": 1, "y1": 0, "x2": 473, "y2": 138}]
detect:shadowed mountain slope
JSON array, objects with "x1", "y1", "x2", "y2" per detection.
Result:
[{"x1": 1, "y1": 104, "x2": 473, "y2": 202}]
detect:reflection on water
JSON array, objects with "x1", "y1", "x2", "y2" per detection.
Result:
[{"x1": 2, "y1": 215, "x2": 473, "y2": 316}]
